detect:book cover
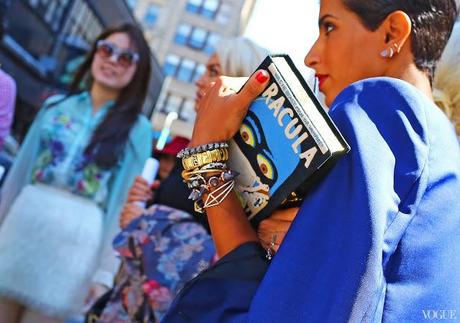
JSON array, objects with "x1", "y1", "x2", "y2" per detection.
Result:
[{"x1": 228, "y1": 54, "x2": 350, "y2": 225}]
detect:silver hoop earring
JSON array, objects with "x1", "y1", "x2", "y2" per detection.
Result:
[{"x1": 389, "y1": 47, "x2": 395, "y2": 58}]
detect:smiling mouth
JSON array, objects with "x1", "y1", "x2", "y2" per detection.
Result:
[
  {"x1": 195, "y1": 91, "x2": 204, "y2": 102},
  {"x1": 101, "y1": 65, "x2": 117, "y2": 77}
]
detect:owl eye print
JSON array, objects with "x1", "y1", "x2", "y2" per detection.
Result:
[
  {"x1": 240, "y1": 124, "x2": 256, "y2": 147},
  {"x1": 257, "y1": 154, "x2": 274, "y2": 180}
]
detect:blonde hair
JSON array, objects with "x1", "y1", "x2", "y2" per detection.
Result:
[
  {"x1": 214, "y1": 37, "x2": 269, "y2": 77},
  {"x1": 433, "y1": 22, "x2": 460, "y2": 137}
]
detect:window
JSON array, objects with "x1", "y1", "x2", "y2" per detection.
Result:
[
  {"x1": 189, "y1": 27, "x2": 208, "y2": 49},
  {"x1": 192, "y1": 64, "x2": 205, "y2": 82},
  {"x1": 26, "y1": 0, "x2": 71, "y2": 31},
  {"x1": 63, "y1": 0, "x2": 103, "y2": 46},
  {"x1": 164, "y1": 55, "x2": 200, "y2": 83},
  {"x1": 144, "y1": 4, "x2": 160, "y2": 27},
  {"x1": 202, "y1": 0, "x2": 219, "y2": 19},
  {"x1": 161, "y1": 96, "x2": 195, "y2": 121},
  {"x1": 163, "y1": 54, "x2": 180, "y2": 76},
  {"x1": 186, "y1": 0, "x2": 220, "y2": 19},
  {"x1": 177, "y1": 59, "x2": 196, "y2": 83},
  {"x1": 216, "y1": 3, "x2": 230, "y2": 25},
  {"x1": 174, "y1": 24, "x2": 210, "y2": 51},
  {"x1": 8, "y1": 0, "x2": 73, "y2": 59},
  {"x1": 185, "y1": 0, "x2": 201, "y2": 14},
  {"x1": 180, "y1": 100, "x2": 196, "y2": 121},
  {"x1": 162, "y1": 94, "x2": 183, "y2": 113},
  {"x1": 204, "y1": 33, "x2": 218, "y2": 54},
  {"x1": 175, "y1": 24, "x2": 192, "y2": 45}
]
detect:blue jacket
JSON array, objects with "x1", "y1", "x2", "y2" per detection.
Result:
[{"x1": 163, "y1": 77, "x2": 460, "y2": 323}]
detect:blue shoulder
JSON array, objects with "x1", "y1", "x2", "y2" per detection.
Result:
[
  {"x1": 328, "y1": 77, "x2": 432, "y2": 147},
  {"x1": 42, "y1": 94, "x2": 67, "y2": 108},
  {"x1": 330, "y1": 77, "x2": 429, "y2": 119},
  {"x1": 327, "y1": 77, "x2": 432, "y2": 202}
]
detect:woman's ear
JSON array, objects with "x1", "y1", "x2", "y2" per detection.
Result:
[{"x1": 379, "y1": 10, "x2": 411, "y2": 57}]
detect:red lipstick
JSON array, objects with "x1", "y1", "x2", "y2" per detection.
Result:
[{"x1": 315, "y1": 74, "x2": 329, "y2": 90}]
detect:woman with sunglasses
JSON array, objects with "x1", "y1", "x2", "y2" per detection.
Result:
[
  {"x1": 0, "y1": 24, "x2": 152, "y2": 323},
  {"x1": 163, "y1": 0, "x2": 460, "y2": 322}
]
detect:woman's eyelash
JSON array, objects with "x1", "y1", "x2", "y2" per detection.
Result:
[
  {"x1": 324, "y1": 22, "x2": 335, "y2": 34},
  {"x1": 210, "y1": 67, "x2": 220, "y2": 76}
]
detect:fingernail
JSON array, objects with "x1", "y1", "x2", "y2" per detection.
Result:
[{"x1": 256, "y1": 70, "x2": 269, "y2": 83}]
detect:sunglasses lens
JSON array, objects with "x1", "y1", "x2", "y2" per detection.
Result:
[
  {"x1": 96, "y1": 40, "x2": 138, "y2": 68},
  {"x1": 97, "y1": 43, "x2": 113, "y2": 59},
  {"x1": 118, "y1": 53, "x2": 135, "y2": 67}
]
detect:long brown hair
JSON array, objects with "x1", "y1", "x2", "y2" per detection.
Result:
[{"x1": 70, "y1": 23, "x2": 152, "y2": 168}]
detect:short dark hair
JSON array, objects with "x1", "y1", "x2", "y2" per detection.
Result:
[{"x1": 343, "y1": 0, "x2": 458, "y2": 78}]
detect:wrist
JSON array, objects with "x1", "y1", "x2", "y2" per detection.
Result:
[
  {"x1": 190, "y1": 136, "x2": 217, "y2": 147},
  {"x1": 191, "y1": 129, "x2": 229, "y2": 147}
]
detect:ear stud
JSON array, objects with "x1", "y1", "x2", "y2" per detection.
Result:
[
  {"x1": 380, "y1": 43, "x2": 401, "y2": 59},
  {"x1": 380, "y1": 47, "x2": 395, "y2": 58}
]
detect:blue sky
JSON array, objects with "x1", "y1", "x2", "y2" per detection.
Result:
[{"x1": 244, "y1": 1, "x2": 320, "y2": 81}]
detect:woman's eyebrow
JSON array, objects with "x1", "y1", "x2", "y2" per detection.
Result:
[
  {"x1": 318, "y1": 14, "x2": 337, "y2": 27},
  {"x1": 207, "y1": 63, "x2": 220, "y2": 69}
]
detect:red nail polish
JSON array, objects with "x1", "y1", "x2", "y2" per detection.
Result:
[{"x1": 256, "y1": 71, "x2": 269, "y2": 83}]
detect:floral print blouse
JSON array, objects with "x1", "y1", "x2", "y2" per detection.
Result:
[
  {"x1": 31, "y1": 92, "x2": 115, "y2": 205},
  {"x1": 99, "y1": 205, "x2": 216, "y2": 322}
]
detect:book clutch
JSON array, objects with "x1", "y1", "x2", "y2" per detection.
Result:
[{"x1": 228, "y1": 54, "x2": 350, "y2": 225}]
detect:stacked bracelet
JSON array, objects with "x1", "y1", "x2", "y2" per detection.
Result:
[
  {"x1": 188, "y1": 169, "x2": 239, "y2": 213},
  {"x1": 177, "y1": 142, "x2": 229, "y2": 158},
  {"x1": 177, "y1": 141, "x2": 237, "y2": 213},
  {"x1": 182, "y1": 147, "x2": 229, "y2": 171}
]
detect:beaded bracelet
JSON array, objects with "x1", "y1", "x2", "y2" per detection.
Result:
[
  {"x1": 186, "y1": 169, "x2": 239, "y2": 202},
  {"x1": 177, "y1": 141, "x2": 229, "y2": 159}
]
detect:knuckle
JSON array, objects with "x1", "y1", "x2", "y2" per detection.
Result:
[{"x1": 246, "y1": 80, "x2": 260, "y2": 95}]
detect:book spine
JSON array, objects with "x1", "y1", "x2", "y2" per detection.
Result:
[{"x1": 268, "y1": 63, "x2": 329, "y2": 154}]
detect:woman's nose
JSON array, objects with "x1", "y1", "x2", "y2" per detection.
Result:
[
  {"x1": 195, "y1": 74, "x2": 207, "y2": 89},
  {"x1": 304, "y1": 41, "x2": 320, "y2": 69}
]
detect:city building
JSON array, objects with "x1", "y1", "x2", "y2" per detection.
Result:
[
  {"x1": 0, "y1": 0, "x2": 164, "y2": 141},
  {"x1": 130, "y1": 0, "x2": 257, "y2": 137}
]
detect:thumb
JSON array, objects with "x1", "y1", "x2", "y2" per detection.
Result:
[
  {"x1": 235, "y1": 70, "x2": 270, "y2": 108},
  {"x1": 151, "y1": 179, "x2": 161, "y2": 190}
]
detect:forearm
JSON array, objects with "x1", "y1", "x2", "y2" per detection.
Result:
[
  {"x1": 189, "y1": 75, "x2": 268, "y2": 258},
  {"x1": 205, "y1": 190, "x2": 258, "y2": 257},
  {"x1": 191, "y1": 136, "x2": 259, "y2": 257}
]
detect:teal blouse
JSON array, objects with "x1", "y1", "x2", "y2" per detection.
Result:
[
  {"x1": 32, "y1": 92, "x2": 116, "y2": 205},
  {"x1": 0, "y1": 92, "x2": 152, "y2": 286}
]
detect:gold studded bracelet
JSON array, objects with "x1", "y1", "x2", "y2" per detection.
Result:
[{"x1": 181, "y1": 148, "x2": 229, "y2": 171}]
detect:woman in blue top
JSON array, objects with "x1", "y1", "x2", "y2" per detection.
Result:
[
  {"x1": 163, "y1": 0, "x2": 460, "y2": 322},
  {"x1": 0, "y1": 24, "x2": 152, "y2": 322}
]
